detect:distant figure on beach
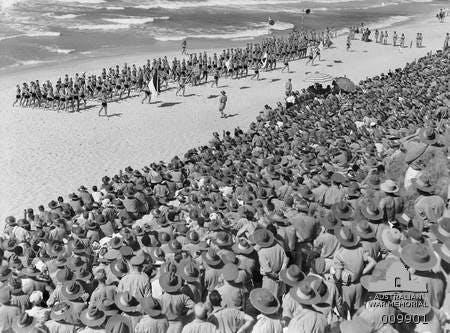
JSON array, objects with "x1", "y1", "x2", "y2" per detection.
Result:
[
  {"x1": 176, "y1": 71, "x2": 187, "y2": 96},
  {"x1": 306, "y1": 45, "x2": 314, "y2": 65},
  {"x1": 285, "y1": 79, "x2": 292, "y2": 96},
  {"x1": 393, "y1": 31, "x2": 398, "y2": 46},
  {"x1": 211, "y1": 68, "x2": 220, "y2": 88},
  {"x1": 399, "y1": 33, "x2": 406, "y2": 48},
  {"x1": 346, "y1": 35, "x2": 351, "y2": 51},
  {"x1": 437, "y1": 9, "x2": 446, "y2": 22},
  {"x1": 13, "y1": 85, "x2": 21, "y2": 107},
  {"x1": 281, "y1": 56, "x2": 290, "y2": 73},
  {"x1": 181, "y1": 40, "x2": 187, "y2": 55},
  {"x1": 313, "y1": 43, "x2": 321, "y2": 62},
  {"x1": 416, "y1": 33, "x2": 423, "y2": 47},
  {"x1": 219, "y1": 90, "x2": 227, "y2": 118},
  {"x1": 141, "y1": 81, "x2": 152, "y2": 104},
  {"x1": 251, "y1": 62, "x2": 260, "y2": 80},
  {"x1": 98, "y1": 89, "x2": 108, "y2": 117},
  {"x1": 375, "y1": 29, "x2": 379, "y2": 43},
  {"x1": 444, "y1": 32, "x2": 449, "y2": 50},
  {"x1": 383, "y1": 31, "x2": 388, "y2": 45}
]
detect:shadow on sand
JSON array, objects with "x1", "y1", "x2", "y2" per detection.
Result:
[
  {"x1": 159, "y1": 102, "x2": 182, "y2": 108},
  {"x1": 224, "y1": 113, "x2": 239, "y2": 118}
]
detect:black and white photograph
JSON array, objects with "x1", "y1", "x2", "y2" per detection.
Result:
[{"x1": 0, "y1": 0, "x2": 449, "y2": 332}]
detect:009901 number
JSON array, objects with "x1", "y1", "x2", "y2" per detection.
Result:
[{"x1": 381, "y1": 314, "x2": 427, "y2": 324}]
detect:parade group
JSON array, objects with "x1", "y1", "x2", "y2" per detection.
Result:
[{"x1": 3, "y1": 20, "x2": 450, "y2": 333}]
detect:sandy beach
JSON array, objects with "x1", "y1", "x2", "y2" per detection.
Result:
[{"x1": 0, "y1": 12, "x2": 448, "y2": 223}]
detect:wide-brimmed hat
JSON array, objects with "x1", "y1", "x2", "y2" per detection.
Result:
[
  {"x1": 140, "y1": 296, "x2": 162, "y2": 318},
  {"x1": 353, "y1": 220, "x2": 375, "y2": 240},
  {"x1": 110, "y1": 259, "x2": 129, "y2": 278},
  {"x1": 232, "y1": 238, "x2": 254, "y2": 255},
  {"x1": 100, "y1": 299, "x2": 120, "y2": 316},
  {"x1": 114, "y1": 292, "x2": 140, "y2": 313},
  {"x1": 249, "y1": 288, "x2": 280, "y2": 315},
  {"x1": 381, "y1": 228, "x2": 402, "y2": 254},
  {"x1": 419, "y1": 127, "x2": 438, "y2": 145},
  {"x1": 331, "y1": 201, "x2": 354, "y2": 220},
  {"x1": 400, "y1": 243, "x2": 437, "y2": 271},
  {"x1": 80, "y1": 306, "x2": 106, "y2": 327},
  {"x1": 431, "y1": 217, "x2": 450, "y2": 243},
  {"x1": 149, "y1": 248, "x2": 165, "y2": 265},
  {"x1": 159, "y1": 272, "x2": 182, "y2": 293},
  {"x1": 178, "y1": 259, "x2": 200, "y2": 282},
  {"x1": 129, "y1": 253, "x2": 145, "y2": 266},
  {"x1": 167, "y1": 239, "x2": 183, "y2": 253},
  {"x1": 109, "y1": 237, "x2": 123, "y2": 250},
  {"x1": 186, "y1": 230, "x2": 200, "y2": 244},
  {"x1": 280, "y1": 265, "x2": 305, "y2": 287},
  {"x1": 47, "y1": 242, "x2": 66, "y2": 257},
  {"x1": 55, "y1": 267, "x2": 74, "y2": 283},
  {"x1": 305, "y1": 275, "x2": 330, "y2": 306},
  {"x1": 412, "y1": 174, "x2": 435, "y2": 194},
  {"x1": 380, "y1": 179, "x2": 399, "y2": 194},
  {"x1": 20, "y1": 266, "x2": 41, "y2": 278},
  {"x1": 252, "y1": 228, "x2": 274, "y2": 248},
  {"x1": 61, "y1": 280, "x2": 84, "y2": 300},
  {"x1": 50, "y1": 302, "x2": 71, "y2": 322},
  {"x1": 336, "y1": 226, "x2": 360, "y2": 248},
  {"x1": 360, "y1": 203, "x2": 383, "y2": 222},
  {"x1": 202, "y1": 248, "x2": 223, "y2": 267},
  {"x1": 290, "y1": 280, "x2": 321, "y2": 305},
  {"x1": 158, "y1": 232, "x2": 171, "y2": 244},
  {"x1": 105, "y1": 315, "x2": 132, "y2": 333},
  {"x1": 214, "y1": 231, "x2": 233, "y2": 248}
]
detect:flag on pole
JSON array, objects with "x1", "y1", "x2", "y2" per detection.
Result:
[{"x1": 148, "y1": 69, "x2": 160, "y2": 96}]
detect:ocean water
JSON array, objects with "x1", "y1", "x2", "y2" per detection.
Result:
[{"x1": 0, "y1": 0, "x2": 444, "y2": 70}]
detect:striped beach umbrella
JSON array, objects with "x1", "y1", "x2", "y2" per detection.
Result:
[{"x1": 303, "y1": 71, "x2": 334, "y2": 84}]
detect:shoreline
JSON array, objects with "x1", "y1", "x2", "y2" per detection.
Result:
[
  {"x1": 1, "y1": 11, "x2": 448, "y2": 223},
  {"x1": 0, "y1": 6, "x2": 434, "y2": 79}
]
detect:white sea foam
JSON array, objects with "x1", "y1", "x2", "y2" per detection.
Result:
[
  {"x1": 0, "y1": 31, "x2": 61, "y2": 41},
  {"x1": 106, "y1": 6, "x2": 125, "y2": 10},
  {"x1": 72, "y1": 16, "x2": 170, "y2": 30},
  {"x1": 104, "y1": 17, "x2": 170, "y2": 25},
  {"x1": 44, "y1": 46, "x2": 76, "y2": 54},
  {"x1": 51, "y1": 14, "x2": 80, "y2": 19},
  {"x1": 155, "y1": 21, "x2": 295, "y2": 41},
  {"x1": 71, "y1": 24, "x2": 130, "y2": 30},
  {"x1": 369, "y1": 15, "x2": 411, "y2": 30}
]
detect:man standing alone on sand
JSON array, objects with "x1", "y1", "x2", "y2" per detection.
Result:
[
  {"x1": 219, "y1": 91, "x2": 227, "y2": 118},
  {"x1": 285, "y1": 79, "x2": 292, "y2": 96}
]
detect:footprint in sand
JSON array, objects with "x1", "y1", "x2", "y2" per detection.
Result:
[{"x1": 327, "y1": 65, "x2": 333, "y2": 67}]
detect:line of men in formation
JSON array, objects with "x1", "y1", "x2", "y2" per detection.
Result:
[{"x1": 12, "y1": 29, "x2": 335, "y2": 113}]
